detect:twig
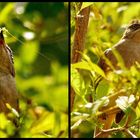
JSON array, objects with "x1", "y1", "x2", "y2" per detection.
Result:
[
  {"x1": 95, "y1": 127, "x2": 125, "y2": 138},
  {"x1": 124, "y1": 129, "x2": 137, "y2": 138},
  {"x1": 95, "y1": 121, "x2": 138, "y2": 138}
]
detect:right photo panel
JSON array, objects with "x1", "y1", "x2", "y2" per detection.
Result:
[{"x1": 70, "y1": 2, "x2": 140, "y2": 138}]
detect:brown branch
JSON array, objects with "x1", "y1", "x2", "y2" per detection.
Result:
[
  {"x1": 95, "y1": 108, "x2": 138, "y2": 138},
  {"x1": 95, "y1": 125, "x2": 138, "y2": 138},
  {"x1": 124, "y1": 129, "x2": 137, "y2": 138},
  {"x1": 97, "y1": 106, "x2": 121, "y2": 117},
  {"x1": 71, "y1": 3, "x2": 90, "y2": 111}
]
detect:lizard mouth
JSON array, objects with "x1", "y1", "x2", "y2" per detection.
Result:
[
  {"x1": 0, "y1": 29, "x2": 5, "y2": 45},
  {"x1": 0, "y1": 29, "x2": 4, "y2": 39}
]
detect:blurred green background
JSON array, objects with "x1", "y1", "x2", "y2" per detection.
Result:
[{"x1": 0, "y1": 2, "x2": 68, "y2": 138}]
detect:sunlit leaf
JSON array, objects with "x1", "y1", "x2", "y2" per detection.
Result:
[
  {"x1": 72, "y1": 61, "x2": 91, "y2": 71},
  {"x1": 0, "y1": 131, "x2": 7, "y2": 138},
  {"x1": 72, "y1": 61, "x2": 106, "y2": 78},
  {"x1": 30, "y1": 112, "x2": 54, "y2": 134},
  {"x1": 80, "y1": 2, "x2": 94, "y2": 11},
  {"x1": 91, "y1": 5, "x2": 102, "y2": 20},
  {"x1": 30, "y1": 112, "x2": 67, "y2": 137},
  {"x1": 71, "y1": 67, "x2": 83, "y2": 95},
  {"x1": 0, "y1": 113, "x2": 8, "y2": 129},
  {"x1": 0, "y1": 3, "x2": 14, "y2": 24},
  {"x1": 96, "y1": 79, "x2": 110, "y2": 99}
]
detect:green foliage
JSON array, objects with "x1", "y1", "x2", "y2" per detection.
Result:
[
  {"x1": 0, "y1": 2, "x2": 68, "y2": 138},
  {"x1": 80, "y1": 2, "x2": 94, "y2": 11},
  {"x1": 71, "y1": 2, "x2": 140, "y2": 138}
]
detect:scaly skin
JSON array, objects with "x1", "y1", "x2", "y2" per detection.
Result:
[{"x1": 0, "y1": 30, "x2": 19, "y2": 113}]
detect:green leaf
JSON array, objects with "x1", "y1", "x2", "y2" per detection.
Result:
[
  {"x1": 53, "y1": 112, "x2": 61, "y2": 136},
  {"x1": 92, "y1": 5, "x2": 102, "y2": 20},
  {"x1": 72, "y1": 61, "x2": 92, "y2": 71},
  {"x1": 90, "y1": 63, "x2": 106, "y2": 78},
  {"x1": 0, "y1": 113, "x2": 9, "y2": 129},
  {"x1": 96, "y1": 79, "x2": 110, "y2": 99},
  {"x1": 0, "y1": 131, "x2": 7, "y2": 138},
  {"x1": 80, "y1": 2, "x2": 94, "y2": 11},
  {"x1": 30, "y1": 111, "x2": 68, "y2": 137},
  {"x1": 71, "y1": 67, "x2": 84, "y2": 96},
  {"x1": 30, "y1": 112, "x2": 54, "y2": 134},
  {"x1": 72, "y1": 61, "x2": 106, "y2": 78},
  {"x1": 0, "y1": 3, "x2": 14, "y2": 24}
]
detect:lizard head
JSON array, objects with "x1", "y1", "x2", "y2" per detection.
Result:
[{"x1": 122, "y1": 19, "x2": 140, "y2": 42}]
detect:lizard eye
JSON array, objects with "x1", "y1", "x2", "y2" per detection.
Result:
[
  {"x1": 122, "y1": 22, "x2": 140, "y2": 39},
  {"x1": 128, "y1": 23, "x2": 140, "y2": 31}
]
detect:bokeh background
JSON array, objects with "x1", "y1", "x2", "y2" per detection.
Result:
[{"x1": 0, "y1": 2, "x2": 68, "y2": 138}]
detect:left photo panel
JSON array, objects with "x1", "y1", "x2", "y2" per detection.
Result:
[{"x1": 0, "y1": 2, "x2": 68, "y2": 138}]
